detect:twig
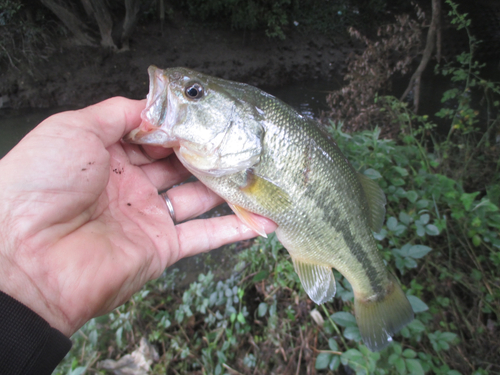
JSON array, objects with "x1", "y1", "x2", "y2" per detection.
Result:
[
  {"x1": 296, "y1": 328, "x2": 304, "y2": 375},
  {"x1": 401, "y1": 0, "x2": 441, "y2": 112},
  {"x1": 222, "y1": 363, "x2": 245, "y2": 375},
  {"x1": 321, "y1": 305, "x2": 348, "y2": 349},
  {"x1": 312, "y1": 348, "x2": 343, "y2": 356}
]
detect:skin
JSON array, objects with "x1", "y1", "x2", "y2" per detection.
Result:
[{"x1": 0, "y1": 97, "x2": 276, "y2": 337}]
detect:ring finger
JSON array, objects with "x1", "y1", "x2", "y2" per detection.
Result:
[{"x1": 161, "y1": 181, "x2": 225, "y2": 223}]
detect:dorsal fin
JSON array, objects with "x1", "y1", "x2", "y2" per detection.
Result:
[{"x1": 357, "y1": 172, "x2": 386, "y2": 233}]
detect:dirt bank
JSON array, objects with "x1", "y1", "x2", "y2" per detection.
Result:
[{"x1": 0, "y1": 19, "x2": 353, "y2": 109}]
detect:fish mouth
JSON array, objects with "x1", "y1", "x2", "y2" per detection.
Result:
[{"x1": 123, "y1": 65, "x2": 178, "y2": 147}]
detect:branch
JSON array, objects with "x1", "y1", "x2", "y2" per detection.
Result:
[
  {"x1": 40, "y1": 0, "x2": 96, "y2": 46},
  {"x1": 400, "y1": 0, "x2": 441, "y2": 113}
]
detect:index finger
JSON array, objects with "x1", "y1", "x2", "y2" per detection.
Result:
[
  {"x1": 38, "y1": 97, "x2": 146, "y2": 148},
  {"x1": 78, "y1": 97, "x2": 146, "y2": 148}
]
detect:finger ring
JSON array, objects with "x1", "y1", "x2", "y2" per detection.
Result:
[{"x1": 160, "y1": 191, "x2": 177, "y2": 224}]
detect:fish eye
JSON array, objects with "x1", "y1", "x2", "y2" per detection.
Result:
[{"x1": 185, "y1": 83, "x2": 204, "y2": 100}]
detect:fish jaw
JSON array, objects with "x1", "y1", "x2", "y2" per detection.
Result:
[{"x1": 123, "y1": 65, "x2": 180, "y2": 147}]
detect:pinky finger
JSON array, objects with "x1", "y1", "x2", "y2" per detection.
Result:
[{"x1": 174, "y1": 214, "x2": 277, "y2": 261}]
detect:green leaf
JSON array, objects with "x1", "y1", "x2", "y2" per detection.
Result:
[
  {"x1": 364, "y1": 168, "x2": 382, "y2": 179},
  {"x1": 341, "y1": 348, "x2": 364, "y2": 365},
  {"x1": 257, "y1": 302, "x2": 268, "y2": 317},
  {"x1": 407, "y1": 295, "x2": 429, "y2": 313},
  {"x1": 393, "y1": 166, "x2": 409, "y2": 176},
  {"x1": 460, "y1": 192, "x2": 480, "y2": 211},
  {"x1": 399, "y1": 211, "x2": 413, "y2": 225},
  {"x1": 392, "y1": 343, "x2": 402, "y2": 355},
  {"x1": 343, "y1": 326, "x2": 361, "y2": 341},
  {"x1": 403, "y1": 349, "x2": 417, "y2": 359},
  {"x1": 404, "y1": 257, "x2": 418, "y2": 269},
  {"x1": 329, "y1": 355, "x2": 341, "y2": 371},
  {"x1": 387, "y1": 217, "x2": 398, "y2": 231},
  {"x1": 394, "y1": 357, "x2": 406, "y2": 374},
  {"x1": 391, "y1": 177, "x2": 406, "y2": 186},
  {"x1": 332, "y1": 311, "x2": 357, "y2": 327},
  {"x1": 407, "y1": 191, "x2": 419, "y2": 203},
  {"x1": 408, "y1": 319, "x2": 426, "y2": 333},
  {"x1": 328, "y1": 338, "x2": 338, "y2": 351},
  {"x1": 405, "y1": 358, "x2": 425, "y2": 375},
  {"x1": 472, "y1": 235, "x2": 481, "y2": 247},
  {"x1": 252, "y1": 270, "x2": 269, "y2": 283},
  {"x1": 315, "y1": 353, "x2": 333, "y2": 370},
  {"x1": 69, "y1": 367, "x2": 87, "y2": 375},
  {"x1": 408, "y1": 245, "x2": 432, "y2": 259},
  {"x1": 388, "y1": 353, "x2": 399, "y2": 364},
  {"x1": 416, "y1": 223, "x2": 426, "y2": 237},
  {"x1": 373, "y1": 228, "x2": 387, "y2": 241},
  {"x1": 440, "y1": 332, "x2": 458, "y2": 342},
  {"x1": 416, "y1": 199, "x2": 429, "y2": 209},
  {"x1": 425, "y1": 224, "x2": 440, "y2": 236},
  {"x1": 419, "y1": 214, "x2": 430, "y2": 225}
]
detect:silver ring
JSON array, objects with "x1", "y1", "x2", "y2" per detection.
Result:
[{"x1": 160, "y1": 191, "x2": 176, "y2": 224}]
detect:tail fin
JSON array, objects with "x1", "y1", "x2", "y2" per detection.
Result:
[{"x1": 354, "y1": 274, "x2": 414, "y2": 351}]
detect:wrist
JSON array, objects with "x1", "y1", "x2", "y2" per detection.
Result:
[{"x1": 0, "y1": 228, "x2": 75, "y2": 337}]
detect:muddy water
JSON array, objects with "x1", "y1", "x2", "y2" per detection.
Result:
[
  {"x1": 0, "y1": 107, "x2": 73, "y2": 158},
  {"x1": 0, "y1": 80, "x2": 336, "y2": 157}
]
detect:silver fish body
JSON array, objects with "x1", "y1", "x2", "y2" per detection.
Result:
[{"x1": 125, "y1": 66, "x2": 414, "y2": 351}]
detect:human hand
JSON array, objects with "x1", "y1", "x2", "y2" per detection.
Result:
[{"x1": 0, "y1": 97, "x2": 276, "y2": 337}]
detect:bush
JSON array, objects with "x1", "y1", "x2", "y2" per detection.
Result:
[{"x1": 0, "y1": 0, "x2": 55, "y2": 71}]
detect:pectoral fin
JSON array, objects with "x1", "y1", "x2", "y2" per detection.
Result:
[
  {"x1": 228, "y1": 203, "x2": 267, "y2": 238},
  {"x1": 357, "y1": 172, "x2": 387, "y2": 233},
  {"x1": 240, "y1": 169, "x2": 292, "y2": 212},
  {"x1": 291, "y1": 257, "x2": 336, "y2": 304}
]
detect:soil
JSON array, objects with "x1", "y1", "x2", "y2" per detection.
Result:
[{"x1": 0, "y1": 19, "x2": 354, "y2": 109}]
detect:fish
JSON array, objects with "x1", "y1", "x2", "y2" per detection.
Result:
[{"x1": 124, "y1": 66, "x2": 414, "y2": 351}]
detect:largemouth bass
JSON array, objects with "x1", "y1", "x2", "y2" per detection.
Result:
[{"x1": 125, "y1": 66, "x2": 414, "y2": 351}]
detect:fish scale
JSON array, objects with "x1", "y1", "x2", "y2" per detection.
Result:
[{"x1": 125, "y1": 66, "x2": 414, "y2": 351}]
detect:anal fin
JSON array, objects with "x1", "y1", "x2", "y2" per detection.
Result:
[
  {"x1": 291, "y1": 257, "x2": 336, "y2": 304},
  {"x1": 228, "y1": 203, "x2": 267, "y2": 238}
]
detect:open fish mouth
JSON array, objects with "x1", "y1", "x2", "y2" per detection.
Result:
[{"x1": 123, "y1": 65, "x2": 178, "y2": 147}]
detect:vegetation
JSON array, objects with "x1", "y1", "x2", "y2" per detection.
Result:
[
  {"x1": 0, "y1": 0, "x2": 492, "y2": 373},
  {"x1": 324, "y1": 10, "x2": 424, "y2": 133},
  {"x1": 52, "y1": 3, "x2": 500, "y2": 374},
  {"x1": 0, "y1": 0, "x2": 54, "y2": 71},
  {"x1": 0, "y1": 0, "x2": 400, "y2": 68}
]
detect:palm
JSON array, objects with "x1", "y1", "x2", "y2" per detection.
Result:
[{"x1": 0, "y1": 98, "x2": 276, "y2": 337}]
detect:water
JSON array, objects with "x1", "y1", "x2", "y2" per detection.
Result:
[
  {"x1": 264, "y1": 79, "x2": 339, "y2": 119},
  {"x1": 0, "y1": 107, "x2": 75, "y2": 158},
  {"x1": 0, "y1": 80, "x2": 337, "y2": 158}
]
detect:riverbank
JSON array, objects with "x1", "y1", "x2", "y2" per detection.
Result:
[{"x1": 0, "y1": 17, "x2": 353, "y2": 109}]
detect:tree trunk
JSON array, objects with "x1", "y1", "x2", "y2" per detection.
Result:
[
  {"x1": 40, "y1": 0, "x2": 95, "y2": 46},
  {"x1": 400, "y1": 0, "x2": 441, "y2": 113},
  {"x1": 120, "y1": 0, "x2": 141, "y2": 51},
  {"x1": 87, "y1": 0, "x2": 117, "y2": 50}
]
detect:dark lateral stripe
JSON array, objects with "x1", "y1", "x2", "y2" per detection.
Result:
[{"x1": 338, "y1": 216, "x2": 386, "y2": 296}]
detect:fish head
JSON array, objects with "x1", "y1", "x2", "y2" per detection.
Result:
[{"x1": 125, "y1": 66, "x2": 265, "y2": 177}]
